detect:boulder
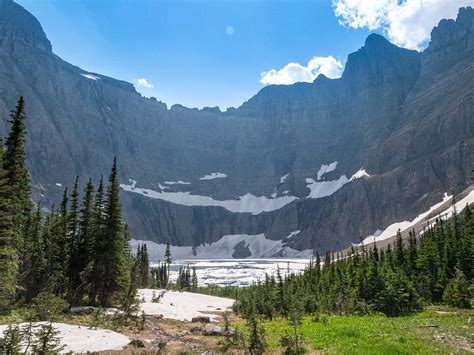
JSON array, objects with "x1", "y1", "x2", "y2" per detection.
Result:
[{"x1": 191, "y1": 316, "x2": 210, "y2": 323}]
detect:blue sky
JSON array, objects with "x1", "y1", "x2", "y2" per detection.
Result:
[{"x1": 16, "y1": 0, "x2": 469, "y2": 109}]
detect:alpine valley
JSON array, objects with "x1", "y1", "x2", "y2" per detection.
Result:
[{"x1": 1, "y1": 0, "x2": 474, "y2": 258}]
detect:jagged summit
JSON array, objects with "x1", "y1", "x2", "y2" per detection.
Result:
[
  {"x1": 0, "y1": 0, "x2": 51, "y2": 51},
  {"x1": 423, "y1": 6, "x2": 474, "y2": 74}
]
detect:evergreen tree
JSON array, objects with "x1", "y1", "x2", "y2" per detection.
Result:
[
  {"x1": 0, "y1": 139, "x2": 17, "y2": 310},
  {"x1": 165, "y1": 241, "x2": 172, "y2": 286},
  {"x1": 89, "y1": 175, "x2": 105, "y2": 304},
  {"x1": 443, "y1": 269, "x2": 471, "y2": 309},
  {"x1": 4, "y1": 97, "x2": 31, "y2": 237},
  {"x1": 77, "y1": 178, "x2": 95, "y2": 302},
  {"x1": 247, "y1": 307, "x2": 266, "y2": 355},
  {"x1": 24, "y1": 204, "x2": 46, "y2": 301},
  {"x1": 68, "y1": 177, "x2": 81, "y2": 304},
  {"x1": 97, "y1": 158, "x2": 128, "y2": 306}
]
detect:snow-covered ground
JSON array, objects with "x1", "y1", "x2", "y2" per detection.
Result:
[
  {"x1": 0, "y1": 322, "x2": 129, "y2": 353},
  {"x1": 148, "y1": 258, "x2": 311, "y2": 287},
  {"x1": 131, "y1": 232, "x2": 312, "y2": 261},
  {"x1": 138, "y1": 289, "x2": 234, "y2": 321}
]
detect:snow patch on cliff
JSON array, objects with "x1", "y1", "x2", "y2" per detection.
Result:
[
  {"x1": 164, "y1": 180, "x2": 191, "y2": 185},
  {"x1": 306, "y1": 167, "x2": 370, "y2": 199},
  {"x1": 306, "y1": 176, "x2": 348, "y2": 199},
  {"x1": 350, "y1": 169, "x2": 370, "y2": 181},
  {"x1": 80, "y1": 73, "x2": 100, "y2": 80},
  {"x1": 280, "y1": 173, "x2": 290, "y2": 183},
  {"x1": 317, "y1": 161, "x2": 338, "y2": 180},
  {"x1": 121, "y1": 182, "x2": 298, "y2": 214},
  {"x1": 200, "y1": 172, "x2": 227, "y2": 180}
]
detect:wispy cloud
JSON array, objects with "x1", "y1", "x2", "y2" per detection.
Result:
[
  {"x1": 333, "y1": 0, "x2": 474, "y2": 50},
  {"x1": 260, "y1": 56, "x2": 343, "y2": 85},
  {"x1": 137, "y1": 78, "x2": 154, "y2": 89}
]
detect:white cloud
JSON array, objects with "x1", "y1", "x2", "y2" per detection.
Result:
[
  {"x1": 260, "y1": 56, "x2": 344, "y2": 85},
  {"x1": 226, "y1": 25, "x2": 234, "y2": 35},
  {"x1": 137, "y1": 78, "x2": 154, "y2": 89},
  {"x1": 333, "y1": 0, "x2": 474, "y2": 50}
]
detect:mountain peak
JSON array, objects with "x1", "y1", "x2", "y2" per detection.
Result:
[
  {"x1": 342, "y1": 32, "x2": 420, "y2": 85},
  {"x1": 364, "y1": 33, "x2": 391, "y2": 49},
  {"x1": 423, "y1": 6, "x2": 474, "y2": 74},
  {"x1": 0, "y1": 0, "x2": 52, "y2": 52}
]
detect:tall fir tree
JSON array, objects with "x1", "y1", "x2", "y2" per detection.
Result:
[
  {"x1": 0, "y1": 139, "x2": 17, "y2": 310},
  {"x1": 68, "y1": 177, "x2": 81, "y2": 304},
  {"x1": 98, "y1": 158, "x2": 128, "y2": 306},
  {"x1": 4, "y1": 97, "x2": 31, "y2": 242}
]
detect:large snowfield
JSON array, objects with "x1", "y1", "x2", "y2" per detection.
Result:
[
  {"x1": 138, "y1": 289, "x2": 234, "y2": 321},
  {"x1": 0, "y1": 322, "x2": 130, "y2": 353}
]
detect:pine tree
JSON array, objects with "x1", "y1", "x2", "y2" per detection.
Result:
[
  {"x1": 89, "y1": 176, "x2": 105, "y2": 304},
  {"x1": 4, "y1": 97, "x2": 31, "y2": 242},
  {"x1": 68, "y1": 177, "x2": 81, "y2": 304},
  {"x1": 192, "y1": 267, "x2": 198, "y2": 292},
  {"x1": 24, "y1": 204, "x2": 46, "y2": 301},
  {"x1": 0, "y1": 139, "x2": 17, "y2": 310},
  {"x1": 165, "y1": 242, "x2": 172, "y2": 286},
  {"x1": 48, "y1": 189, "x2": 69, "y2": 296},
  {"x1": 98, "y1": 158, "x2": 128, "y2": 306},
  {"x1": 77, "y1": 178, "x2": 95, "y2": 302},
  {"x1": 443, "y1": 269, "x2": 471, "y2": 309},
  {"x1": 247, "y1": 307, "x2": 266, "y2": 355}
]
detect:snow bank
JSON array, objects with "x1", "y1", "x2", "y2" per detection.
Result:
[
  {"x1": 428, "y1": 190, "x2": 474, "y2": 223},
  {"x1": 138, "y1": 289, "x2": 234, "y2": 321},
  {"x1": 131, "y1": 231, "x2": 312, "y2": 261},
  {"x1": 121, "y1": 182, "x2": 298, "y2": 215},
  {"x1": 359, "y1": 192, "x2": 453, "y2": 246},
  {"x1": 317, "y1": 162, "x2": 338, "y2": 180},
  {"x1": 200, "y1": 172, "x2": 227, "y2": 180},
  {"x1": 80, "y1": 73, "x2": 100, "y2": 81},
  {"x1": 0, "y1": 323, "x2": 129, "y2": 353}
]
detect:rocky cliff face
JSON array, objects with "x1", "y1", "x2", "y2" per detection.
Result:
[{"x1": 0, "y1": 0, "x2": 473, "y2": 256}]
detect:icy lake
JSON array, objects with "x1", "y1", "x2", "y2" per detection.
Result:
[{"x1": 154, "y1": 259, "x2": 312, "y2": 287}]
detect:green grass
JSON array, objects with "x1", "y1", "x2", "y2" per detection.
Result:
[{"x1": 237, "y1": 308, "x2": 474, "y2": 354}]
